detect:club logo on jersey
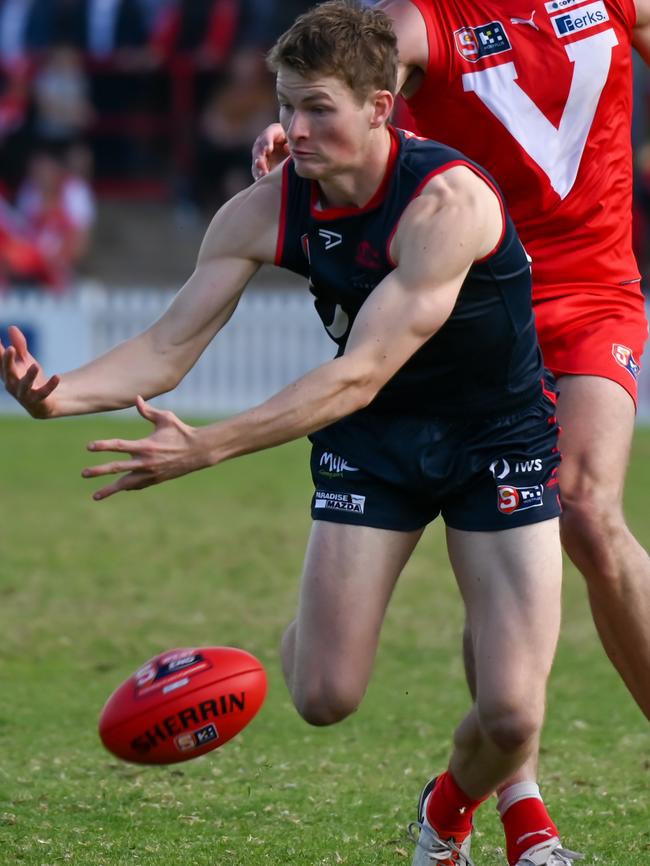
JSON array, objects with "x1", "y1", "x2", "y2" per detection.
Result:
[
  {"x1": 550, "y1": 1, "x2": 609, "y2": 37},
  {"x1": 612, "y1": 344, "x2": 641, "y2": 380},
  {"x1": 454, "y1": 22, "x2": 512, "y2": 63},
  {"x1": 314, "y1": 491, "x2": 366, "y2": 514},
  {"x1": 355, "y1": 240, "x2": 382, "y2": 270},
  {"x1": 497, "y1": 484, "x2": 544, "y2": 514},
  {"x1": 318, "y1": 229, "x2": 342, "y2": 250}
]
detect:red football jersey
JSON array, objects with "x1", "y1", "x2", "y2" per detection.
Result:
[{"x1": 406, "y1": 0, "x2": 642, "y2": 298}]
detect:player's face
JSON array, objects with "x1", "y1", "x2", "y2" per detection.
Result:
[{"x1": 276, "y1": 67, "x2": 378, "y2": 180}]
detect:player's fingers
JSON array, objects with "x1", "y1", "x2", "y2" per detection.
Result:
[
  {"x1": 1, "y1": 344, "x2": 16, "y2": 383},
  {"x1": 8, "y1": 325, "x2": 28, "y2": 360},
  {"x1": 252, "y1": 153, "x2": 269, "y2": 180},
  {"x1": 91, "y1": 472, "x2": 152, "y2": 501},
  {"x1": 15, "y1": 363, "x2": 39, "y2": 400},
  {"x1": 82, "y1": 458, "x2": 144, "y2": 479},
  {"x1": 87, "y1": 438, "x2": 139, "y2": 453},
  {"x1": 135, "y1": 394, "x2": 160, "y2": 422},
  {"x1": 32, "y1": 373, "x2": 60, "y2": 401}
]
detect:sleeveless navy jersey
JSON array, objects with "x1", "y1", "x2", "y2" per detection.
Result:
[{"x1": 275, "y1": 126, "x2": 544, "y2": 416}]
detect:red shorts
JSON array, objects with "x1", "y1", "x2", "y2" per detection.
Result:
[{"x1": 533, "y1": 288, "x2": 648, "y2": 406}]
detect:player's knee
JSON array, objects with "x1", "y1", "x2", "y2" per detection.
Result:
[
  {"x1": 560, "y1": 488, "x2": 627, "y2": 582},
  {"x1": 293, "y1": 680, "x2": 361, "y2": 726},
  {"x1": 477, "y1": 701, "x2": 541, "y2": 754}
]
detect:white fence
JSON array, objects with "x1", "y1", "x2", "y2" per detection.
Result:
[
  {"x1": 2, "y1": 284, "x2": 650, "y2": 421},
  {"x1": 0, "y1": 283, "x2": 334, "y2": 416}
]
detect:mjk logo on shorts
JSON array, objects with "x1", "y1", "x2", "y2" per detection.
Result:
[
  {"x1": 550, "y1": 1, "x2": 609, "y2": 37},
  {"x1": 314, "y1": 492, "x2": 366, "y2": 514},
  {"x1": 497, "y1": 484, "x2": 544, "y2": 515},
  {"x1": 454, "y1": 22, "x2": 512, "y2": 63}
]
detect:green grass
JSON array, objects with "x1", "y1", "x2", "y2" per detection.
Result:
[{"x1": 1, "y1": 416, "x2": 649, "y2": 865}]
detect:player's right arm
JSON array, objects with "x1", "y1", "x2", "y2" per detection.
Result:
[
  {"x1": 0, "y1": 174, "x2": 282, "y2": 419},
  {"x1": 251, "y1": 0, "x2": 429, "y2": 179}
]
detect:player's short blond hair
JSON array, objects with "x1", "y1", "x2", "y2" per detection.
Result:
[{"x1": 267, "y1": 0, "x2": 398, "y2": 104}]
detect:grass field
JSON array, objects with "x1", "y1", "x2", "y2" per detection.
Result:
[{"x1": 1, "y1": 415, "x2": 649, "y2": 866}]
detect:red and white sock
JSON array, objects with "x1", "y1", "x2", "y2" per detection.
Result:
[
  {"x1": 425, "y1": 770, "x2": 487, "y2": 842},
  {"x1": 497, "y1": 782, "x2": 559, "y2": 865}
]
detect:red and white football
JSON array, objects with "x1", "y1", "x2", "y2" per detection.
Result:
[{"x1": 98, "y1": 646, "x2": 267, "y2": 764}]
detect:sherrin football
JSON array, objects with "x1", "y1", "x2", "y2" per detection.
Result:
[{"x1": 99, "y1": 646, "x2": 267, "y2": 764}]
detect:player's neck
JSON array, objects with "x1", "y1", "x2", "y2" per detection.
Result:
[{"x1": 315, "y1": 126, "x2": 393, "y2": 211}]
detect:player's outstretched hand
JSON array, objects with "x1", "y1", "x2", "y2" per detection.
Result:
[
  {"x1": 0, "y1": 325, "x2": 60, "y2": 418},
  {"x1": 83, "y1": 396, "x2": 209, "y2": 500},
  {"x1": 81, "y1": 396, "x2": 208, "y2": 500},
  {"x1": 251, "y1": 122, "x2": 289, "y2": 179}
]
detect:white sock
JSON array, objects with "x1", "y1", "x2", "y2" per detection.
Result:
[{"x1": 497, "y1": 782, "x2": 543, "y2": 819}]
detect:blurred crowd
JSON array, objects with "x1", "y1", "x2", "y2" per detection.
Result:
[
  {"x1": 0, "y1": 0, "x2": 649, "y2": 292},
  {"x1": 0, "y1": 0, "x2": 313, "y2": 291}
]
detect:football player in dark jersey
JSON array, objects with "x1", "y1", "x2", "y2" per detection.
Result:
[{"x1": 1, "y1": 5, "x2": 572, "y2": 865}]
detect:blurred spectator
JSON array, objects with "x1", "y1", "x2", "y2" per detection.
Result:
[
  {"x1": 0, "y1": 0, "x2": 54, "y2": 70},
  {"x1": 194, "y1": 47, "x2": 275, "y2": 212},
  {"x1": 53, "y1": 0, "x2": 150, "y2": 63},
  {"x1": 0, "y1": 145, "x2": 96, "y2": 291},
  {"x1": 237, "y1": 1, "x2": 321, "y2": 49},
  {"x1": 0, "y1": 61, "x2": 31, "y2": 189},
  {"x1": 150, "y1": 0, "x2": 240, "y2": 68},
  {"x1": 137, "y1": 0, "x2": 175, "y2": 33},
  {"x1": 32, "y1": 45, "x2": 94, "y2": 147}
]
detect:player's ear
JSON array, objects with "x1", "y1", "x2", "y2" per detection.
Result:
[{"x1": 369, "y1": 90, "x2": 394, "y2": 129}]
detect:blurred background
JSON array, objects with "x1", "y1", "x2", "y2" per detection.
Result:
[{"x1": 0, "y1": 0, "x2": 649, "y2": 416}]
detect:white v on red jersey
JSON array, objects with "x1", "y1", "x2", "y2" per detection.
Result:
[{"x1": 406, "y1": 0, "x2": 641, "y2": 296}]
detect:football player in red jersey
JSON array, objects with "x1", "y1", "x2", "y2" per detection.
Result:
[{"x1": 252, "y1": 2, "x2": 650, "y2": 863}]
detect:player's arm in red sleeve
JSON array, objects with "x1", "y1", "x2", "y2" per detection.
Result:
[
  {"x1": 633, "y1": 0, "x2": 650, "y2": 62},
  {"x1": 83, "y1": 165, "x2": 503, "y2": 500},
  {"x1": 0, "y1": 173, "x2": 282, "y2": 419}
]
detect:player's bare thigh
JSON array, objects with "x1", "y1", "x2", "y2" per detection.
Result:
[
  {"x1": 555, "y1": 375, "x2": 636, "y2": 505},
  {"x1": 284, "y1": 520, "x2": 423, "y2": 723},
  {"x1": 446, "y1": 520, "x2": 562, "y2": 719}
]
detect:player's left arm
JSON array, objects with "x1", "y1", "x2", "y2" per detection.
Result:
[
  {"x1": 83, "y1": 166, "x2": 502, "y2": 500},
  {"x1": 633, "y1": 0, "x2": 650, "y2": 63}
]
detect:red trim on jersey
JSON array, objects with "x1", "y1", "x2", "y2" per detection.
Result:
[
  {"x1": 274, "y1": 161, "x2": 291, "y2": 266},
  {"x1": 309, "y1": 126, "x2": 400, "y2": 221},
  {"x1": 385, "y1": 159, "x2": 506, "y2": 267}
]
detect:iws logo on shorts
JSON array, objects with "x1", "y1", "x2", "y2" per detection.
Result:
[
  {"x1": 612, "y1": 344, "x2": 640, "y2": 380},
  {"x1": 497, "y1": 484, "x2": 544, "y2": 514},
  {"x1": 454, "y1": 22, "x2": 512, "y2": 63},
  {"x1": 314, "y1": 492, "x2": 366, "y2": 514}
]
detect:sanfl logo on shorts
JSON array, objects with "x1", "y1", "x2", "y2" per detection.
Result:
[{"x1": 612, "y1": 344, "x2": 640, "y2": 380}]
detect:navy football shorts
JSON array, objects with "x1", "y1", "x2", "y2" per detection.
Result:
[{"x1": 309, "y1": 386, "x2": 562, "y2": 533}]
